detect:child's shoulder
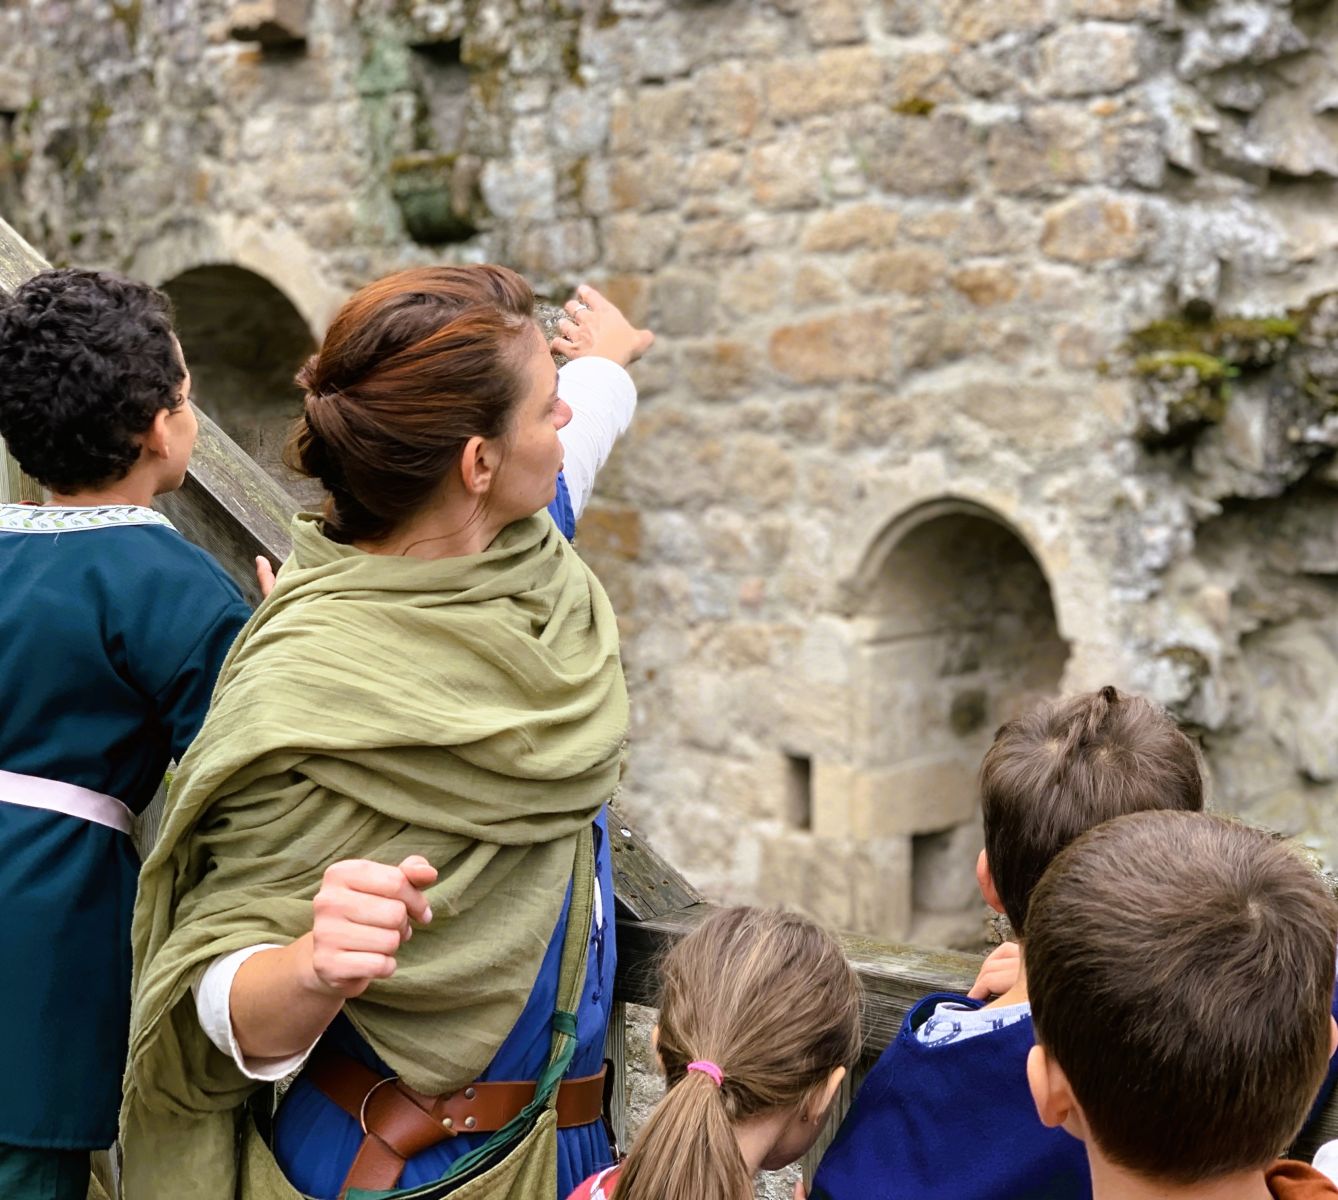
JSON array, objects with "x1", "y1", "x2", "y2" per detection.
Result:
[{"x1": 566, "y1": 1164, "x2": 622, "y2": 1200}]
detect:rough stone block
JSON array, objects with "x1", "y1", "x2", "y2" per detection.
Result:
[
  {"x1": 944, "y1": 0, "x2": 1054, "y2": 44},
  {"x1": 228, "y1": 0, "x2": 307, "y2": 46},
  {"x1": 694, "y1": 64, "x2": 763, "y2": 144},
  {"x1": 0, "y1": 66, "x2": 27, "y2": 113},
  {"x1": 610, "y1": 151, "x2": 683, "y2": 213},
  {"x1": 685, "y1": 148, "x2": 744, "y2": 194},
  {"x1": 762, "y1": 47, "x2": 883, "y2": 121},
  {"x1": 1040, "y1": 193, "x2": 1145, "y2": 263},
  {"x1": 801, "y1": 203, "x2": 902, "y2": 253},
  {"x1": 912, "y1": 819, "x2": 985, "y2": 913},
  {"x1": 720, "y1": 256, "x2": 789, "y2": 316},
  {"x1": 1037, "y1": 23, "x2": 1145, "y2": 97},
  {"x1": 864, "y1": 112, "x2": 978, "y2": 196},
  {"x1": 578, "y1": 504, "x2": 643, "y2": 562},
  {"x1": 746, "y1": 135, "x2": 824, "y2": 210},
  {"x1": 682, "y1": 339, "x2": 756, "y2": 401},
  {"x1": 986, "y1": 108, "x2": 1104, "y2": 195},
  {"x1": 612, "y1": 81, "x2": 694, "y2": 154},
  {"x1": 886, "y1": 48, "x2": 960, "y2": 107},
  {"x1": 648, "y1": 267, "x2": 718, "y2": 337},
  {"x1": 480, "y1": 157, "x2": 555, "y2": 222},
  {"x1": 678, "y1": 218, "x2": 752, "y2": 262},
  {"x1": 793, "y1": 265, "x2": 846, "y2": 310},
  {"x1": 757, "y1": 828, "x2": 913, "y2": 939},
  {"x1": 1072, "y1": 0, "x2": 1166, "y2": 16},
  {"x1": 769, "y1": 307, "x2": 894, "y2": 383},
  {"x1": 951, "y1": 262, "x2": 1019, "y2": 306},
  {"x1": 604, "y1": 213, "x2": 680, "y2": 271},
  {"x1": 812, "y1": 755, "x2": 978, "y2": 838},
  {"x1": 849, "y1": 245, "x2": 949, "y2": 296},
  {"x1": 802, "y1": 0, "x2": 868, "y2": 45},
  {"x1": 882, "y1": 0, "x2": 925, "y2": 35},
  {"x1": 590, "y1": 274, "x2": 651, "y2": 327}
]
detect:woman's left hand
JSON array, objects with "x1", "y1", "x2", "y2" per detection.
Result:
[{"x1": 551, "y1": 285, "x2": 655, "y2": 367}]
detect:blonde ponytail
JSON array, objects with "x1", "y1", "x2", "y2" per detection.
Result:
[{"x1": 617, "y1": 908, "x2": 862, "y2": 1200}]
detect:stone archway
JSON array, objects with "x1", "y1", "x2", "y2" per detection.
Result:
[
  {"x1": 843, "y1": 499, "x2": 1069, "y2": 944},
  {"x1": 162, "y1": 264, "x2": 316, "y2": 488}
]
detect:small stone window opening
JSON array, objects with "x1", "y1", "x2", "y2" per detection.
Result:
[
  {"x1": 785, "y1": 752, "x2": 813, "y2": 831},
  {"x1": 410, "y1": 37, "x2": 464, "y2": 68}
]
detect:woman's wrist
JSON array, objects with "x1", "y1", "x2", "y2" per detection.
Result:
[{"x1": 230, "y1": 934, "x2": 346, "y2": 1060}]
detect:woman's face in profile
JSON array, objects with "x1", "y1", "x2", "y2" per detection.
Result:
[{"x1": 492, "y1": 322, "x2": 572, "y2": 525}]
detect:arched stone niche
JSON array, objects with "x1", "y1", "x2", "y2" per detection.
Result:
[
  {"x1": 162, "y1": 264, "x2": 315, "y2": 491},
  {"x1": 830, "y1": 498, "x2": 1069, "y2": 944}
]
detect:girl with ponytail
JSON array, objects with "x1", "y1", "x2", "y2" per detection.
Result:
[{"x1": 569, "y1": 907, "x2": 862, "y2": 1200}]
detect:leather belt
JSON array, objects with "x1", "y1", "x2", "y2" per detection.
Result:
[{"x1": 305, "y1": 1043, "x2": 608, "y2": 1196}]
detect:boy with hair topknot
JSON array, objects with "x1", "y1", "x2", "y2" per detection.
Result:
[
  {"x1": 1026, "y1": 809, "x2": 1338, "y2": 1199},
  {"x1": 813, "y1": 687, "x2": 1209, "y2": 1200}
]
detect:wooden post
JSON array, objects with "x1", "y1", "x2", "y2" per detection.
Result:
[
  {"x1": 1, "y1": 439, "x2": 42, "y2": 504},
  {"x1": 603, "y1": 1000, "x2": 629, "y2": 1153},
  {"x1": 0, "y1": 218, "x2": 47, "y2": 505}
]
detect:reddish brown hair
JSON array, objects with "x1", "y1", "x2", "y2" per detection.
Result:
[
  {"x1": 1027, "y1": 810, "x2": 1338, "y2": 1183},
  {"x1": 286, "y1": 264, "x2": 537, "y2": 542},
  {"x1": 980, "y1": 685, "x2": 1205, "y2": 936}
]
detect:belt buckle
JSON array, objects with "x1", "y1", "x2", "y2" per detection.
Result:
[{"x1": 358, "y1": 1075, "x2": 401, "y2": 1135}]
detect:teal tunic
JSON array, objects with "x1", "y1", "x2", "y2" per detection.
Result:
[{"x1": 0, "y1": 503, "x2": 250, "y2": 1149}]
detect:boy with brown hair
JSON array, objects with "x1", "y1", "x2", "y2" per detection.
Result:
[
  {"x1": 1027, "y1": 809, "x2": 1338, "y2": 1199},
  {"x1": 813, "y1": 686, "x2": 1208, "y2": 1200}
]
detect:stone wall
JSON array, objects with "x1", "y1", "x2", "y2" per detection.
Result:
[{"x1": 4, "y1": 0, "x2": 1338, "y2": 945}]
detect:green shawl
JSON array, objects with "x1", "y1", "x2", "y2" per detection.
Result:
[{"x1": 120, "y1": 512, "x2": 628, "y2": 1199}]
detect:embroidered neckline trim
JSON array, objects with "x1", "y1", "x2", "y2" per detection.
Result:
[{"x1": 0, "y1": 504, "x2": 176, "y2": 533}]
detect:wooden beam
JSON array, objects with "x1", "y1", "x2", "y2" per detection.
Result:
[
  {"x1": 0, "y1": 219, "x2": 48, "y2": 504},
  {"x1": 608, "y1": 801, "x2": 701, "y2": 920},
  {"x1": 0, "y1": 216, "x2": 45, "y2": 290},
  {"x1": 615, "y1": 903, "x2": 980, "y2": 1056}
]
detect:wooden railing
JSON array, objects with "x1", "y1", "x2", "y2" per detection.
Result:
[{"x1": 2, "y1": 217, "x2": 1332, "y2": 1182}]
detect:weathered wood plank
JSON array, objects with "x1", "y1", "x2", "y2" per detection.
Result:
[
  {"x1": 0, "y1": 219, "x2": 47, "y2": 505},
  {"x1": 154, "y1": 416, "x2": 297, "y2": 604},
  {"x1": 615, "y1": 904, "x2": 980, "y2": 1056},
  {"x1": 0, "y1": 216, "x2": 45, "y2": 291},
  {"x1": 603, "y1": 1000, "x2": 629, "y2": 1153},
  {"x1": 608, "y1": 801, "x2": 702, "y2": 920}
]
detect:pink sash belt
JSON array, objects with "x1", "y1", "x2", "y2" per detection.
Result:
[{"x1": 0, "y1": 768, "x2": 133, "y2": 834}]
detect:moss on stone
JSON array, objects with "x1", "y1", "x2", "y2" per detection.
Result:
[
  {"x1": 1134, "y1": 350, "x2": 1235, "y2": 382},
  {"x1": 1129, "y1": 314, "x2": 1300, "y2": 370},
  {"x1": 891, "y1": 96, "x2": 936, "y2": 117},
  {"x1": 110, "y1": 0, "x2": 142, "y2": 46}
]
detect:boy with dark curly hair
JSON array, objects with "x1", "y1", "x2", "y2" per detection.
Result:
[{"x1": 0, "y1": 268, "x2": 253, "y2": 1200}]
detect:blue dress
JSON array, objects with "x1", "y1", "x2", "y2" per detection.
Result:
[
  {"x1": 273, "y1": 809, "x2": 618, "y2": 1199},
  {"x1": 0, "y1": 503, "x2": 250, "y2": 1149}
]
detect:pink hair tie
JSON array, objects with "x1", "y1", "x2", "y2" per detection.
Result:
[{"x1": 686, "y1": 1060, "x2": 724, "y2": 1087}]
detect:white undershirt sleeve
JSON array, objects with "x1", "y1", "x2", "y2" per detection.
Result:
[
  {"x1": 556, "y1": 358, "x2": 638, "y2": 520},
  {"x1": 1313, "y1": 1140, "x2": 1338, "y2": 1184},
  {"x1": 193, "y1": 943, "x2": 321, "y2": 1081}
]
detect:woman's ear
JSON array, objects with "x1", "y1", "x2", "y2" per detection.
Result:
[{"x1": 459, "y1": 434, "x2": 496, "y2": 497}]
